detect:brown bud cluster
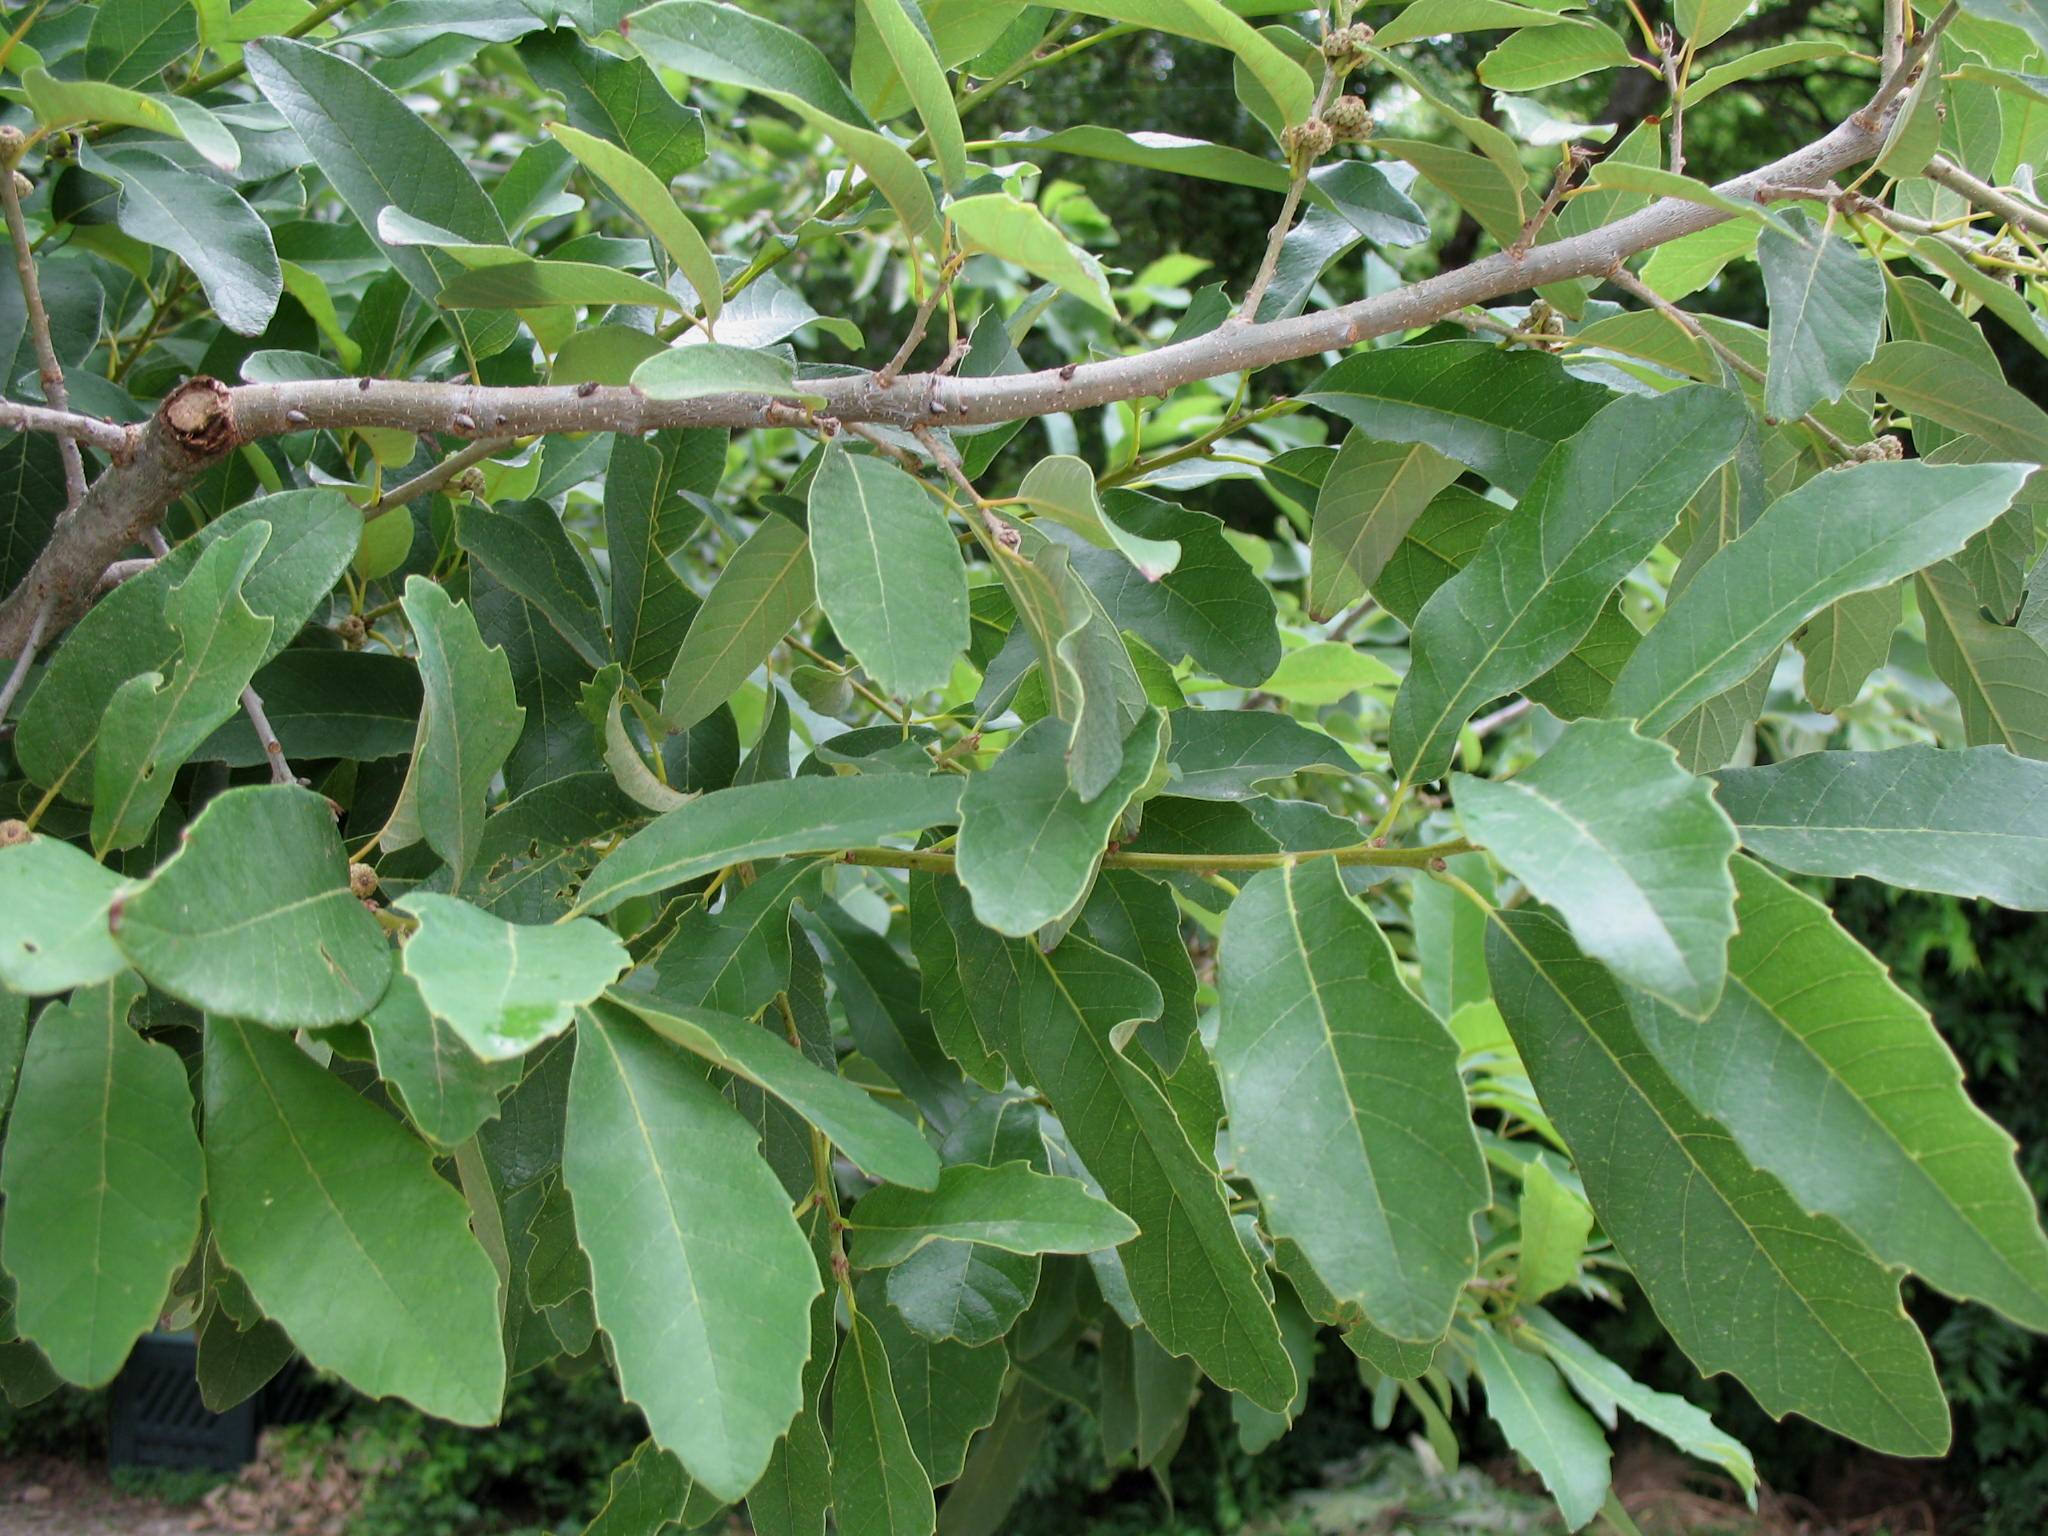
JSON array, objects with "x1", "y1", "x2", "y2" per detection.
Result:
[
  {"x1": 1324, "y1": 95, "x2": 1375, "y2": 142},
  {"x1": 349, "y1": 863, "x2": 380, "y2": 899},
  {"x1": 1283, "y1": 117, "x2": 1336, "y2": 164},
  {"x1": 1320, "y1": 22, "x2": 1375, "y2": 65},
  {"x1": 1853, "y1": 433, "x2": 1906, "y2": 462}
]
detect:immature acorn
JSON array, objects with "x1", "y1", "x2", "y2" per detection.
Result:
[
  {"x1": 1324, "y1": 95, "x2": 1375, "y2": 143},
  {"x1": 1319, "y1": 22, "x2": 1375, "y2": 67},
  {"x1": 1282, "y1": 117, "x2": 1336, "y2": 164}
]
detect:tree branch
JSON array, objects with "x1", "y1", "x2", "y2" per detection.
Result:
[
  {"x1": 0, "y1": 82, "x2": 1916, "y2": 664},
  {"x1": 0, "y1": 400, "x2": 136, "y2": 453},
  {"x1": 1924, "y1": 153, "x2": 2048, "y2": 240}
]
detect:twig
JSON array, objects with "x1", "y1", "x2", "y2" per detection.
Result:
[
  {"x1": 1470, "y1": 698, "x2": 1532, "y2": 738},
  {"x1": 365, "y1": 436, "x2": 511, "y2": 521},
  {"x1": 1882, "y1": 0, "x2": 1907, "y2": 75},
  {"x1": 1856, "y1": 0, "x2": 1958, "y2": 130},
  {"x1": 1924, "y1": 154, "x2": 2048, "y2": 240},
  {"x1": 0, "y1": 399, "x2": 134, "y2": 453},
  {"x1": 0, "y1": 597, "x2": 48, "y2": 720},
  {"x1": 96, "y1": 556, "x2": 156, "y2": 593},
  {"x1": 1513, "y1": 148, "x2": 1587, "y2": 257},
  {"x1": 1660, "y1": 30, "x2": 1686, "y2": 176},
  {"x1": 0, "y1": 136, "x2": 85, "y2": 512},
  {"x1": 913, "y1": 424, "x2": 1017, "y2": 551},
  {"x1": 1240, "y1": 32, "x2": 1346, "y2": 321},
  {"x1": 876, "y1": 253, "x2": 963, "y2": 390},
  {"x1": 239, "y1": 684, "x2": 297, "y2": 784},
  {"x1": 179, "y1": 0, "x2": 357, "y2": 96},
  {"x1": 836, "y1": 837, "x2": 1478, "y2": 874}
]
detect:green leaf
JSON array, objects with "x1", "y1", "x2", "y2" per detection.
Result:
[
  {"x1": 1160, "y1": 709, "x2": 1355, "y2": 800},
  {"x1": 811, "y1": 445, "x2": 970, "y2": 699},
  {"x1": 850, "y1": 1163, "x2": 1139, "y2": 1267},
  {"x1": 1517, "y1": 1157, "x2": 1593, "y2": 1305},
  {"x1": 196, "y1": 651, "x2": 422, "y2": 768},
  {"x1": 1472, "y1": 1326, "x2": 1612, "y2": 1531},
  {"x1": 244, "y1": 37, "x2": 513, "y2": 357},
  {"x1": 1627, "y1": 857, "x2": 2048, "y2": 1330},
  {"x1": 1303, "y1": 341, "x2": 1610, "y2": 497},
  {"x1": 1454, "y1": 719, "x2": 1738, "y2": 1017},
  {"x1": 92, "y1": 523, "x2": 276, "y2": 854},
  {"x1": 856, "y1": 0, "x2": 967, "y2": 187},
  {"x1": 956, "y1": 711, "x2": 1163, "y2": 936},
  {"x1": 547, "y1": 121, "x2": 724, "y2": 329},
  {"x1": 661, "y1": 512, "x2": 813, "y2": 729},
  {"x1": 78, "y1": 147, "x2": 280, "y2": 337},
  {"x1": 1478, "y1": 18, "x2": 1634, "y2": 89},
  {"x1": 0, "y1": 833, "x2": 127, "y2": 996},
  {"x1": 833, "y1": 1308, "x2": 937, "y2": 1536},
  {"x1": 1676, "y1": 0, "x2": 1752, "y2": 44},
  {"x1": 632, "y1": 343, "x2": 812, "y2": 402},
  {"x1": 1017, "y1": 455, "x2": 1181, "y2": 582},
  {"x1": 1392, "y1": 387, "x2": 1748, "y2": 782},
  {"x1": 859, "y1": 1273, "x2": 1006, "y2": 1488},
  {"x1": 0, "y1": 975, "x2": 201, "y2": 1387},
  {"x1": 1308, "y1": 434, "x2": 1462, "y2": 619},
  {"x1": 364, "y1": 972, "x2": 518, "y2": 1148},
  {"x1": 400, "y1": 576, "x2": 526, "y2": 888},
  {"x1": 886, "y1": 1238, "x2": 1038, "y2": 1349},
  {"x1": 457, "y1": 500, "x2": 609, "y2": 671},
  {"x1": 86, "y1": 0, "x2": 198, "y2": 87},
  {"x1": 609, "y1": 995, "x2": 942, "y2": 1190},
  {"x1": 1067, "y1": 493, "x2": 1280, "y2": 687},
  {"x1": 1521, "y1": 1308, "x2": 1757, "y2": 1495},
  {"x1": 1258, "y1": 641, "x2": 1398, "y2": 707},
  {"x1": 1759, "y1": 210, "x2": 1884, "y2": 421},
  {"x1": 206, "y1": 1017, "x2": 506, "y2": 1424},
  {"x1": 955, "y1": 928, "x2": 1296, "y2": 1407},
  {"x1": 606, "y1": 430, "x2": 722, "y2": 689},
  {"x1": 1713, "y1": 745, "x2": 2048, "y2": 908},
  {"x1": 1796, "y1": 586, "x2": 1896, "y2": 713},
  {"x1": 518, "y1": 30, "x2": 707, "y2": 183},
  {"x1": 24, "y1": 70, "x2": 240, "y2": 173},
  {"x1": 1070, "y1": 0, "x2": 1314, "y2": 124},
  {"x1": 575, "y1": 773, "x2": 962, "y2": 916},
  {"x1": 1918, "y1": 558, "x2": 2048, "y2": 757},
  {"x1": 983, "y1": 126, "x2": 1291, "y2": 193},
  {"x1": 949, "y1": 194, "x2": 1117, "y2": 317},
  {"x1": 434, "y1": 255, "x2": 679, "y2": 312},
  {"x1": 114, "y1": 785, "x2": 393, "y2": 1029},
  {"x1": 1857, "y1": 341, "x2": 2048, "y2": 463},
  {"x1": 1953, "y1": 0, "x2": 2048, "y2": 61},
  {"x1": 1483, "y1": 909, "x2": 1950, "y2": 1457},
  {"x1": 397, "y1": 894, "x2": 628, "y2": 1063},
  {"x1": 1216, "y1": 856, "x2": 1487, "y2": 1343},
  {"x1": 1608, "y1": 462, "x2": 2032, "y2": 738},
  {"x1": 580, "y1": 1440, "x2": 724, "y2": 1536},
  {"x1": 628, "y1": 2, "x2": 938, "y2": 244},
  {"x1": 991, "y1": 524, "x2": 1148, "y2": 801},
  {"x1": 565, "y1": 1002, "x2": 822, "y2": 1501}
]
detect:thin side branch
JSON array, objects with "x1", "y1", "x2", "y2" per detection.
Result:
[
  {"x1": 366, "y1": 436, "x2": 513, "y2": 521},
  {"x1": 1924, "y1": 154, "x2": 2048, "y2": 240},
  {"x1": 837, "y1": 837, "x2": 1478, "y2": 874},
  {"x1": 239, "y1": 683, "x2": 296, "y2": 785},
  {"x1": 0, "y1": 597, "x2": 47, "y2": 721},
  {"x1": 0, "y1": 399, "x2": 136, "y2": 453},
  {"x1": 0, "y1": 144, "x2": 86, "y2": 511}
]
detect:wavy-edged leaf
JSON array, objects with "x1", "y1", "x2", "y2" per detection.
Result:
[
  {"x1": 1216, "y1": 856, "x2": 1487, "y2": 1343},
  {"x1": 206, "y1": 1017, "x2": 506, "y2": 1424},
  {"x1": 0, "y1": 834, "x2": 127, "y2": 996},
  {"x1": 811, "y1": 445, "x2": 970, "y2": 698},
  {"x1": 833, "y1": 1308, "x2": 936, "y2": 1536},
  {"x1": 114, "y1": 785, "x2": 392, "y2": 1029},
  {"x1": 1392, "y1": 387, "x2": 1748, "y2": 782},
  {"x1": 609, "y1": 995, "x2": 942, "y2": 1190},
  {"x1": 1483, "y1": 909, "x2": 1949, "y2": 1457},
  {"x1": 397, "y1": 894, "x2": 628, "y2": 1062},
  {"x1": 1308, "y1": 434, "x2": 1461, "y2": 619},
  {"x1": 365, "y1": 972, "x2": 518, "y2": 1148},
  {"x1": 1918, "y1": 558, "x2": 2048, "y2": 758},
  {"x1": 1471, "y1": 1326, "x2": 1611, "y2": 1531},
  {"x1": 1713, "y1": 745, "x2": 2048, "y2": 906},
  {"x1": 661, "y1": 511, "x2": 813, "y2": 729},
  {"x1": 565, "y1": 1002, "x2": 821, "y2": 1500},
  {"x1": 576, "y1": 774, "x2": 961, "y2": 916},
  {"x1": 1608, "y1": 462, "x2": 2032, "y2": 739},
  {"x1": 0, "y1": 975, "x2": 202, "y2": 1387},
  {"x1": 850, "y1": 1162, "x2": 1138, "y2": 1267},
  {"x1": 1454, "y1": 719, "x2": 1738, "y2": 1017},
  {"x1": 1628, "y1": 857, "x2": 2048, "y2": 1330},
  {"x1": 955, "y1": 711, "x2": 1163, "y2": 936}
]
